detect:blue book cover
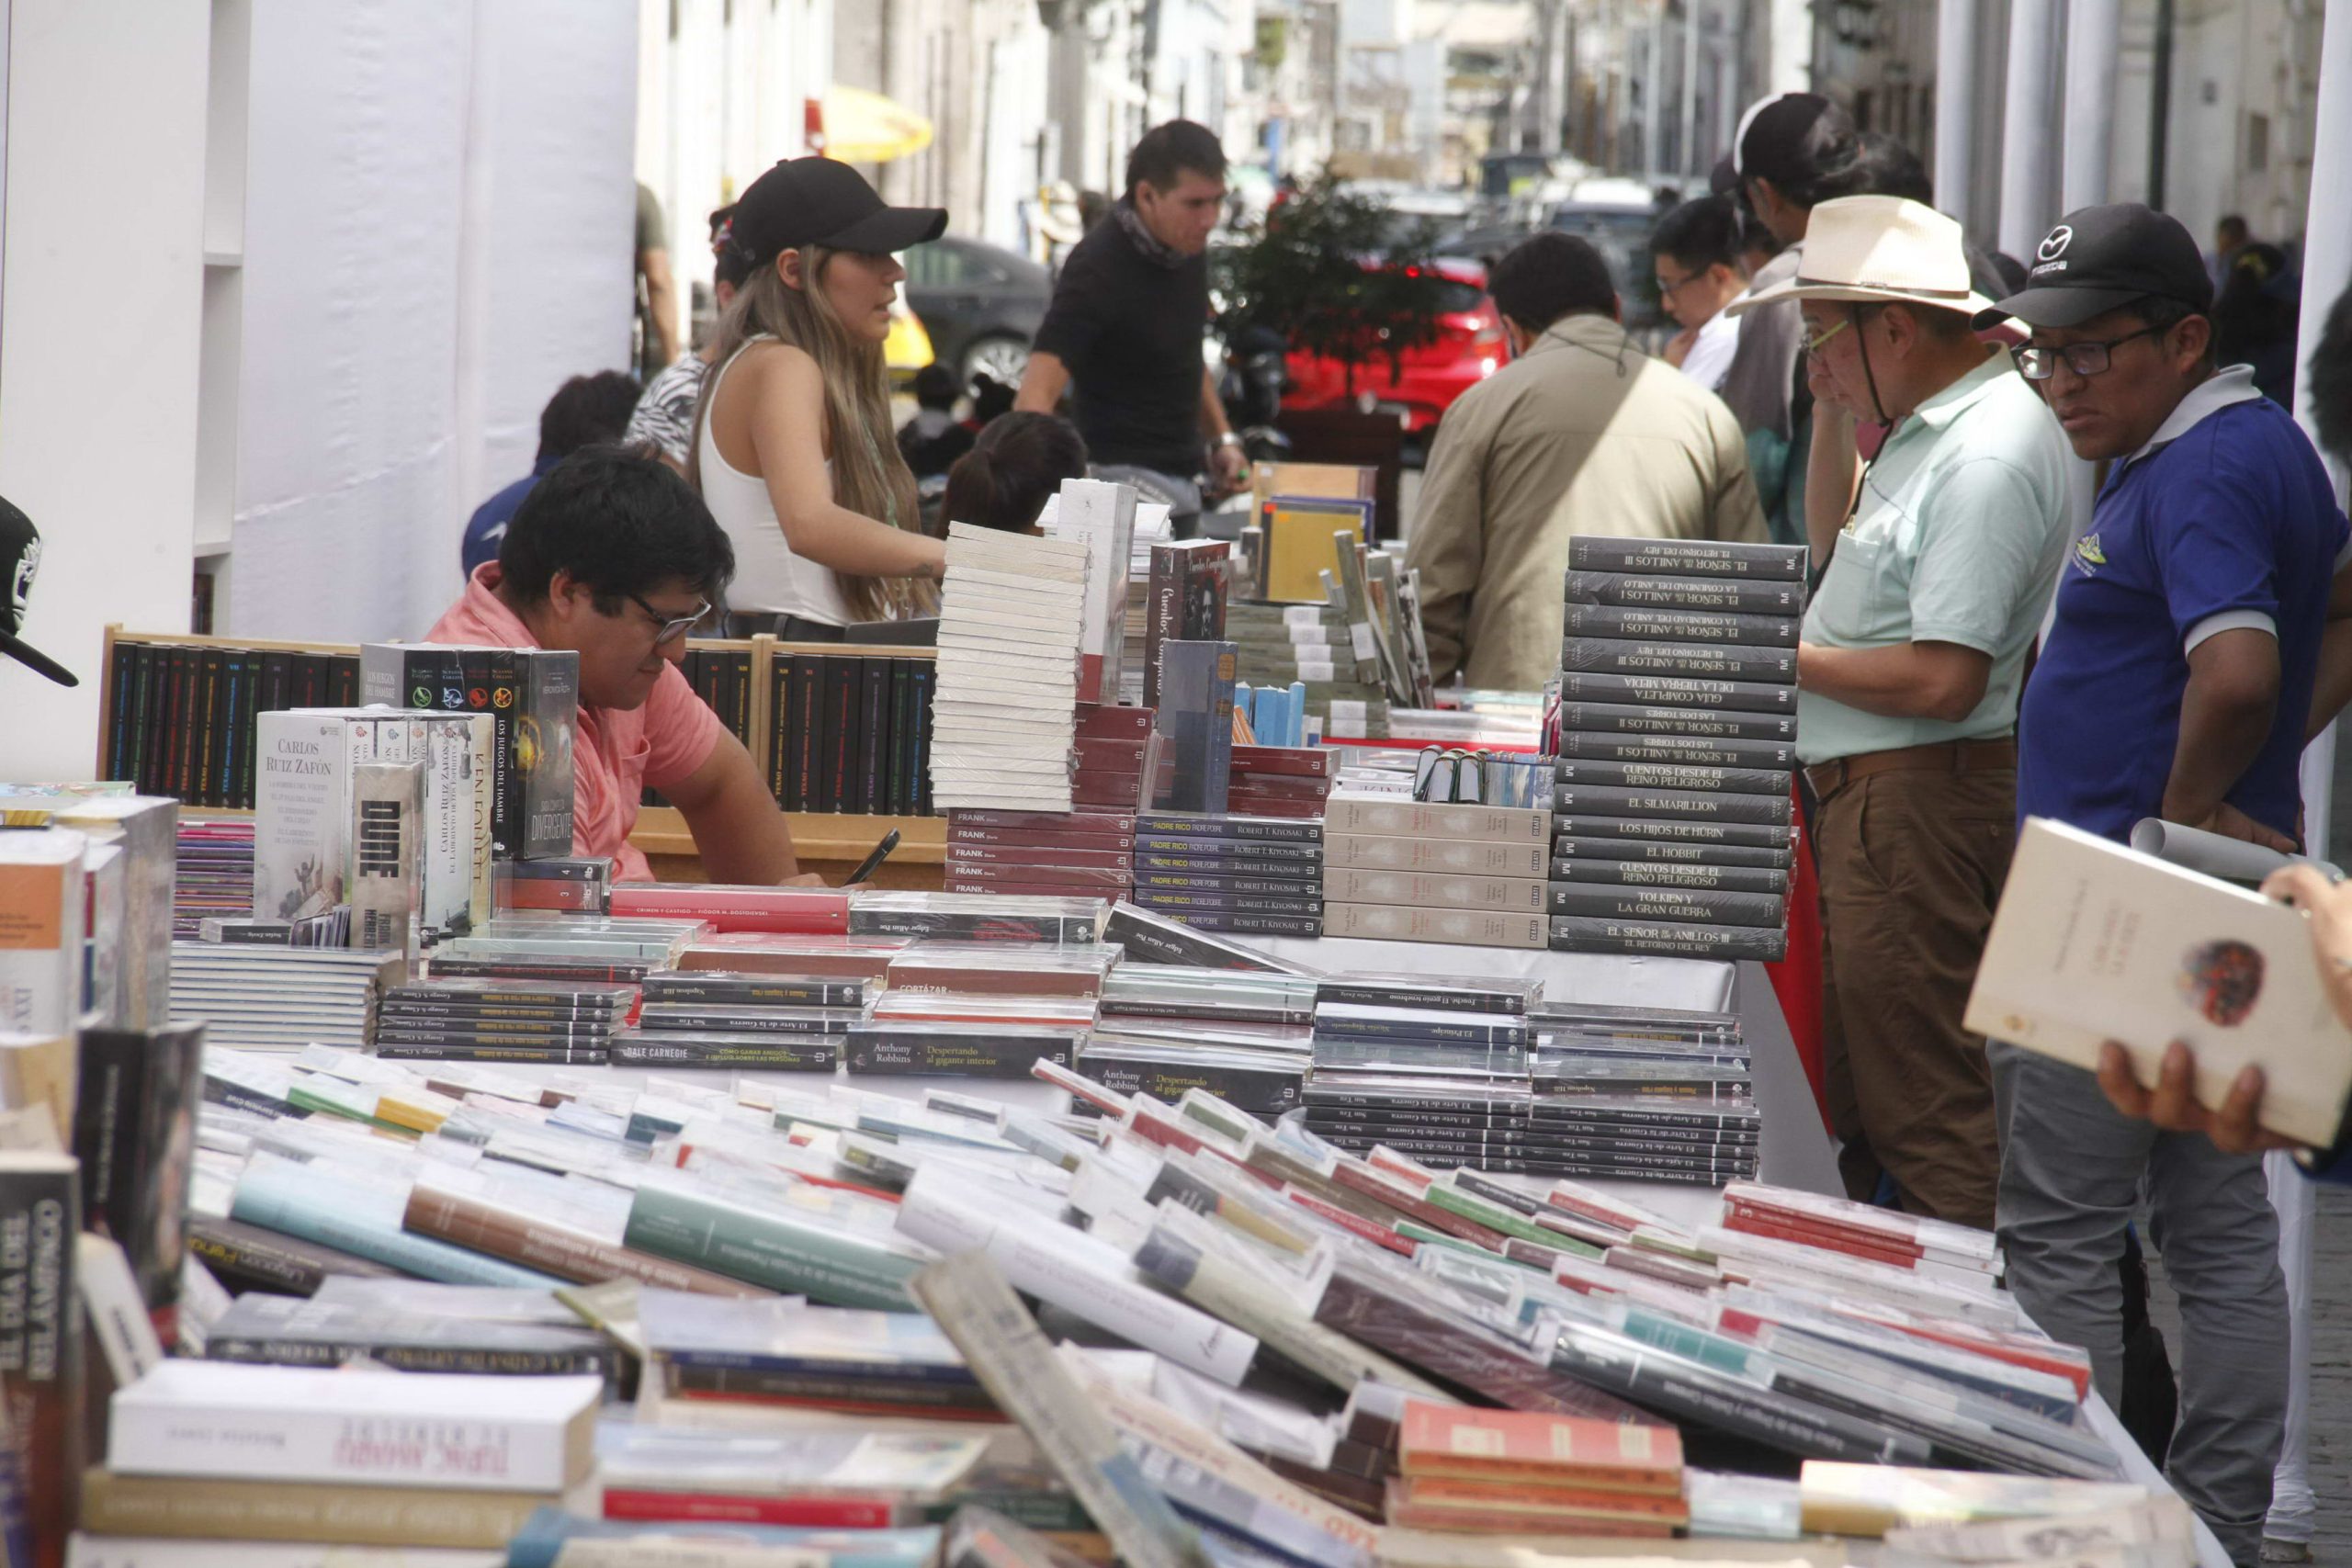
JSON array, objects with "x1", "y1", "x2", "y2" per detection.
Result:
[{"x1": 230, "y1": 1152, "x2": 563, "y2": 1291}]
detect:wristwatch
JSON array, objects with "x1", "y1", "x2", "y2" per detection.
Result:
[{"x1": 1216, "y1": 431, "x2": 1243, "y2": 449}]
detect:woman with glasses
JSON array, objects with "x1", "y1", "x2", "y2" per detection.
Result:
[
  {"x1": 425, "y1": 446, "x2": 823, "y2": 886},
  {"x1": 691, "y1": 158, "x2": 952, "y2": 639}
]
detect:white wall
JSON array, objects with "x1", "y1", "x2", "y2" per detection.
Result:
[
  {"x1": 0, "y1": 0, "x2": 210, "y2": 783},
  {"x1": 225, "y1": 0, "x2": 637, "y2": 649}
]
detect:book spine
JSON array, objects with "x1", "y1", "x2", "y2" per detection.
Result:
[
  {"x1": 203, "y1": 1334, "x2": 612, "y2": 1379},
  {"x1": 598, "y1": 1488, "x2": 908, "y2": 1529},
  {"x1": 621, "y1": 1183, "x2": 921, "y2": 1309},
  {"x1": 0, "y1": 1158, "x2": 81, "y2": 1562},
  {"x1": 1559, "y1": 702, "x2": 1798, "y2": 743},
  {"x1": 1547, "y1": 881, "x2": 1784, "y2": 927},
  {"x1": 1146, "y1": 546, "x2": 1177, "y2": 710},
  {"x1": 1320, "y1": 867, "x2": 1547, "y2": 913},
  {"x1": 1133, "y1": 816, "x2": 1325, "y2": 844},
  {"x1": 1131, "y1": 887, "x2": 1324, "y2": 915},
  {"x1": 1075, "y1": 1056, "x2": 1302, "y2": 1111},
  {"x1": 1317, "y1": 796, "x2": 1547, "y2": 843},
  {"x1": 792, "y1": 653, "x2": 824, "y2": 813},
  {"x1": 887, "y1": 660, "x2": 915, "y2": 816},
  {"x1": 1552, "y1": 784, "x2": 1793, "y2": 825},
  {"x1": 1562, "y1": 602, "x2": 1801, "y2": 649},
  {"x1": 518, "y1": 650, "x2": 579, "y2": 860},
  {"x1": 1550, "y1": 858, "x2": 1791, "y2": 895},
  {"x1": 1553, "y1": 835, "x2": 1792, "y2": 871},
  {"x1": 1562, "y1": 636, "x2": 1797, "y2": 684},
  {"x1": 1553, "y1": 759, "x2": 1790, "y2": 796},
  {"x1": 771, "y1": 651, "x2": 796, "y2": 807},
  {"x1": 608, "y1": 1037, "x2": 842, "y2": 1071},
  {"x1": 1566, "y1": 536, "x2": 1807, "y2": 579},
  {"x1": 1565, "y1": 570, "x2": 1806, "y2": 616},
  {"x1": 228, "y1": 1161, "x2": 562, "y2": 1291},
  {"x1": 107, "y1": 1393, "x2": 582, "y2": 1493},
  {"x1": 1321, "y1": 903, "x2": 1546, "y2": 949},
  {"x1": 910, "y1": 660, "x2": 936, "y2": 816},
  {"x1": 1548, "y1": 916, "x2": 1790, "y2": 961},
  {"x1": 817, "y1": 655, "x2": 853, "y2": 813},
  {"x1": 1125, "y1": 908, "x2": 1323, "y2": 937},
  {"x1": 1130, "y1": 873, "x2": 1320, "y2": 897},
  {"x1": 1560, "y1": 670, "x2": 1798, "y2": 715},
  {"x1": 1553, "y1": 813, "x2": 1792, "y2": 850},
  {"x1": 75, "y1": 1472, "x2": 547, "y2": 1551},
  {"x1": 185, "y1": 1217, "x2": 399, "y2": 1296},
  {"x1": 348, "y1": 761, "x2": 424, "y2": 958},
  {"x1": 859, "y1": 655, "x2": 892, "y2": 814},
  {"x1": 1317, "y1": 832, "x2": 1545, "y2": 877},
  {"x1": 846, "y1": 1030, "x2": 1078, "y2": 1078}
]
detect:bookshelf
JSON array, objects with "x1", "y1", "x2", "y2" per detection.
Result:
[{"x1": 96, "y1": 626, "x2": 948, "y2": 886}]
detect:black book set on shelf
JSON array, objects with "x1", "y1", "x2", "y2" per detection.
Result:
[
  {"x1": 104, "y1": 635, "x2": 361, "y2": 809},
  {"x1": 766, "y1": 649, "x2": 938, "y2": 817}
]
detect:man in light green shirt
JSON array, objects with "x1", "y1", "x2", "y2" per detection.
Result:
[{"x1": 1727, "y1": 196, "x2": 2072, "y2": 1228}]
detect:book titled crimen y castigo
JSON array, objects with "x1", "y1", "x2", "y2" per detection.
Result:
[{"x1": 1966, "y1": 817, "x2": 2352, "y2": 1148}]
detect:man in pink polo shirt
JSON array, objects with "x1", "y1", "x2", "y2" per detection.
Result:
[{"x1": 428, "y1": 446, "x2": 816, "y2": 884}]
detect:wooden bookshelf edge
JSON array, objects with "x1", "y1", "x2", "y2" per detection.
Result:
[{"x1": 629, "y1": 807, "x2": 946, "y2": 864}]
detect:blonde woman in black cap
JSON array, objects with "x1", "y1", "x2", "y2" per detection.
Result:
[{"x1": 691, "y1": 157, "x2": 950, "y2": 636}]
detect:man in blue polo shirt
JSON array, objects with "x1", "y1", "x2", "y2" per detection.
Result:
[{"x1": 1985, "y1": 205, "x2": 2351, "y2": 1568}]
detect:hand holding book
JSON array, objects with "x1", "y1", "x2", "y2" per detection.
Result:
[{"x1": 2093, "y1": 861, "x2": 2352, "y2": 1156}]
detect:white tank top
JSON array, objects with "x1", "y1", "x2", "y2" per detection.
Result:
[{"x1": 698, "y1": 337, "x2": 856, "y2": 626}]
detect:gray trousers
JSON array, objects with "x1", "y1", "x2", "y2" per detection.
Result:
[{"x1": 1990, "y1": 1043, "x2": 2287, "y2": 1567}]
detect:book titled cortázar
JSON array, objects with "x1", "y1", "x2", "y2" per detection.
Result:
[{"x1": 1966, "y1": 817, "x2": 2352, "y2": 1148}]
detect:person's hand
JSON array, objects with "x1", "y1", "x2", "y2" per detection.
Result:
[
  {"x1": 2182, "y1": 800, "x2": 2298, "y2": 854},
  {"x1": 2261, "y1": 862, "x2": 2352, "y2": 1032},
  {"x1": 783, "y1": 872, "x2": 828, "y2": 887},
  {"x1": 1207, "y1": 440, "x2": 1247, "y2": 498},
  {"x1": 1663, "y1": 326, "x2": 1697, "y2": 368},
  {"x1": 2096, "y1": 1041, "x2": 2307, "y2": 1154}
]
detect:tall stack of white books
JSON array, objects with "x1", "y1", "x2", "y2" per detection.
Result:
[{"x1": 927, "y1": 522, "x2": 1090, "y2": 814}]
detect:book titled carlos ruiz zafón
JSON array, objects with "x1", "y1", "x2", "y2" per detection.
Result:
[
  {"x1": 106, "y1": 1360, "x2": 601, "y2": 1492},
  {"x1": 1966, "y1": 816, "x2": 2352, "y2": 1148}
]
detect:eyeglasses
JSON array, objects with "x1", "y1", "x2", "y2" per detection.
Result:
[
  {"x1": 2009, "y1": 325, "x2": 2165, "y2": 381},
  {"x1": 1656, "y1": 269, "x2": 1699, "y2": 301},
  {"x1": 1800, "y1": 317, "x2": 1853, "y2": 356},
  {"x1": 627, "y1": 592, "x2": 711, "y2": 646}
]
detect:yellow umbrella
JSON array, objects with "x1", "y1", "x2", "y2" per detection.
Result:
[{"x1": 821, "y1": 85, "x2": 934, "y2": 164}]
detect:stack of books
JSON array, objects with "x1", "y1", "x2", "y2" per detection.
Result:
[
  {"x1": 169, "y1": 942, "x2": 404, "y2": 1050},
  {"x1": 1128, "y1": 810, "x2": 1325, "y2": 937},
  {"x1": 356, "y1": 643, "x2": 581, "y2": 863},
  {"x1": 928, "y1": 522, "x2": 1091, "y2": 813},
  {"x1": 373, "y1": 976, "x2": 635, "y2": 1066},
  {"x1": 430, "y1": 915, "x2": 709, "y2": 975},
  {"x1": 79, "y1": 1360, "x2": 600, "y2": 1560},
  {"x1": 1318, "y1": 794, "x2": 1551, "y2": 950},
  {"x1": 1227, "y1": 598, "x2": 1389, "y2": 739},
  {"x1": 1719, "y1": 1180, "x2": 2004, "y2": 1285},
  {"x1": 1300, "y1": 972, "x2": 1545, "y2": 1168},
  {"x1": 1532, "y1": 998, "x2": 1761, "y2": 1182},
  {"x1": 616, "y1": 967, "x2": 867, "y2": 1070},
  {"x1": 637, "y1": 1287, "x2": 999, "y2": 1423},
  {"x1": 1070, "y1": 701, "x2": 1151, "y2": 814},
  {"x1": 172, "y1": 814, "x2": 254, "y2": 939},
  {"x1": 1078, "y1": 972, "x2": 1313, "y2": 1119},
  {"x1": 850, "y1": 942, "x2": 1110, "y2": 1079},
  {"x1": 1387, "y1": 1402, "x2": 1690, "y2": 1536},
  {"x1": 1225, "y1": 742, "x2": 1332, "y2": 819},
  {"x1": 944, "y1": 806, "x2": 1137, "y2": 902},
  {"x1": 1037, "y1": 476, "x2": 1138, "y2": 708},
  {"x1": 1552, "y1": 536, "x2": 1807, "y2": 961}
]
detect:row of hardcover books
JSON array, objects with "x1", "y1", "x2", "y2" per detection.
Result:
[
  {"x1": 764, "y1": 649, "x2": 938, "y2": 817},
  {"x1": 104, "y1": 640, "x2": 360, "y2": 808}
]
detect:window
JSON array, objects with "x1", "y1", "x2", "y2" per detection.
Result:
[
  {"x1": 908, "y1": 242, "x2": 1006, "y2": 290},
  {"x1": 2247, "y1": 113, "x2": 2269, "y2": 172}
]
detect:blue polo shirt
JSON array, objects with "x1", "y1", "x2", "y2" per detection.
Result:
[
  {"x1": 2018, "y1": 372, "x2": 2349, "y2": 843},
  {"x1": 460, "y1": 456, "x2": 562, "y2": 579}
]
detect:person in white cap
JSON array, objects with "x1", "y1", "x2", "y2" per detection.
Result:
[{"x1": 1725, "y1": 194, "x2": 2072, "y2": 1232}]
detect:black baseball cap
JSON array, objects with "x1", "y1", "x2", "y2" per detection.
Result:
[
  {"x1": 727, "y1": 157, "x2": 946, "y2": 266},
  {"x1": 0, "y1": 499, "x2": 76, "y2": 687},
  {"x1": 1977, "y1": 203, "x2": 2214, "y2": 330}
]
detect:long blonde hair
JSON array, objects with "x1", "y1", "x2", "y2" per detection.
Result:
[{"x1": 691, "y1": 246, "x2": 930, "y2": 621}]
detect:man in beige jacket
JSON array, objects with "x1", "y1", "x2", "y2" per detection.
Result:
[{"x1": 1407, "y1": 231, "x2": 1767, "y2": 692}]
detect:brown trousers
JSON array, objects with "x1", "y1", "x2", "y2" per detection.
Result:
[{"x1": 1815, "y1": 765, "x2": 2016, "y2": 1231}]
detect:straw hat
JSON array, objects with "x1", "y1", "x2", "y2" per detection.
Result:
[{"x1": 1724, "y1": 195, "x2": 1995, "y2": 321}]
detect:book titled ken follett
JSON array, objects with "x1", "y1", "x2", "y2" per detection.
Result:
[{"x1": 1965, "y1": 817, "x2": 2352, "y2": 1148}]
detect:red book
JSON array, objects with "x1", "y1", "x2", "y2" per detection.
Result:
[
  {"x1": 1227, "y1": 744, "x2": 1332, "y2": 778},
  {"x1": 1284, "y1": 1186, "x2": 1418, "y2": 1257},
  {"x1": 1721, "y1": 1204, "x2": 1922, "y2": 1270},
  {"x1": 677, "y1": 932, "x2": 909, "y2": 979},
  {"x1": 1397, "y1": 1403, "x2": 1683, "y2": 1491},
  {"x1": 602, "y1": 1489, "x2": 909, "y2": 1528},
  {"x1": 1071, "y1": 773, "x2": 1144, "y2": 807},
  {"x1": 946, "y1": 842, "x2": 1136, "y2": 872},
  {"x1": 1075, "y1": 702, "x2": 1157, "y2": 739},
  {"x1": 1329, "y1": 1161, "x2": 1510, "y2": 1249},
  {"x1": 947, "y1": 806, "x2": 1138, "y2": 833},
  {"x1": 1076, "y1": 736, "x2": 1148, "y2": 770},
  {"x1": 610, "y1": 883, "x2": 851, "y2": 934}
]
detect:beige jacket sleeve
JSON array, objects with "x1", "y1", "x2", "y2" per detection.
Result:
[
  {"x1": 1707, "y1": 407, "x2": 1770, "y2": 544},
  {"x1": 1403, "y1": 407, "x2": 1489, "y2": 685}
]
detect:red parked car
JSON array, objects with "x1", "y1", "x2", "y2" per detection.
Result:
[{"x1": 1279, "y1": 258, "x2": 1505, "y2": 434}]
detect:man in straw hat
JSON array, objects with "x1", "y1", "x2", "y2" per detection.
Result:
[
  {"x1": 1979, "y1": 204, "x2": 2352, "y2": 1567},
  {"x1": 1725, "y1": 194, "x2": 2072, "y2": 1233}
]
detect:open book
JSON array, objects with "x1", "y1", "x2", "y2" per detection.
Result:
[{"x1": 1966, "y1": 817, "x2": 2352, "y2": 1147}]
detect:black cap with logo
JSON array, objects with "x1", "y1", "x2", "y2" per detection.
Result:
[
  {"x1": 1978, "y1": 203, "x2": 2215, "y2": 330},
  {"x1": 726, "y1": 157, "x2": 947, "y2": 268},
  {"x1": 0, "y1": 498, "x2": 76, "y2": 688}
]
